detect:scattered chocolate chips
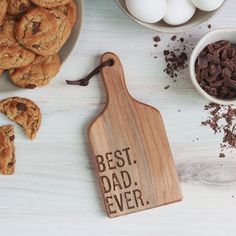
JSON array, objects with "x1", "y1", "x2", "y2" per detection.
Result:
[
  {"x1": 195, "y1": 40, "x2": 236, "y2": 99},
  {"x1": 16, "y1": 103, "x2": 27, "y2": 111},
  {"x1": 164, "y1": 51, "x2": 188, "y2": 78},
  {"x1": 32, "y1": 22, "x2": 41, "y2": 35},
  {"x1": 201, "y1": 103, "x2": 236, "y2": 157},
  {"x1": 208, "y1": 24, "x2": 212, "y2": 29},
  {"x1": 164, "y1": 85, "x2": 170, "y2": 90},
  {"x1": 219, "y1": 153, "x2": 225, "y2": 158}
]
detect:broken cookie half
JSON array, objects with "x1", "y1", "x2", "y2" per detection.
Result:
[
  {"x1": 0, "y1": 125, "x2": 15, "y2": 175},
  {"x1": 0, "y1": 97, "x2": 41, "y2": 140}
]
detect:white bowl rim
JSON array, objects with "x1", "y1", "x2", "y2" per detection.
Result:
[
  {"x1": 115, "y1": 0, "x2": 226, "y2": 34},
  {"x1": 61, "y1": 0, "x2": 84, "y2": 65},
  {"x1": 189, "y1": 28, "x2": 236, "y2": 105}
]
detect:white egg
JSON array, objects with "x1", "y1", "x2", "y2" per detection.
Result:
[
  {"x1": 163, "y1": 0, "x2": 196, "y2": 26},
  {"x1": 191, "y1": 0, "x2": 224, "y2": 11},
  {"x1": 125, "y1": 0, "x2": 166, "y2": 24}
]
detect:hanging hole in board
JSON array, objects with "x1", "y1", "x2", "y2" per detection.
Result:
[{"x1": 107, "y1": 59, "x2": 115, "y2": 67}]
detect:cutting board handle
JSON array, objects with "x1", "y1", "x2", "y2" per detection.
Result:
[{"x1": 101, "y1": 52, "x2": 130, "y2": 105}]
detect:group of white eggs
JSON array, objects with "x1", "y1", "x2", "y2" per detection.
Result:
[{"x1": 125, "y1": 0, "x2": 225, "y2": 26}]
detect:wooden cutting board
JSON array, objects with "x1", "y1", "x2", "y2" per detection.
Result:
[{"x1": 88, "y1": 52, "x2": 183, "y2": 217}]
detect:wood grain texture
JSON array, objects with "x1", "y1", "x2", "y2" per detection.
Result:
[
  {"x1": 89, "y1": 53, "x2": 182, "y2": 217},
  {"x1": 0, "y1": 0, "x2": 236, "y2": 235}
]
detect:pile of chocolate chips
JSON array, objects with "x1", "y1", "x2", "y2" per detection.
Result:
[
  {"x1": 163, "y1": 50, "x2": 188, "y2": 78},
  {"x1": 195, "y1": 40, "x2": 236, "y2": 99},
  {"x1": 153, "y1": 35, "x2": 189, "y2": 79},
  {"x1": 201, "y1": 103, "x2": 236, "y2": 157}
]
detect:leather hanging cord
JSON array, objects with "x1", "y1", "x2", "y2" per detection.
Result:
[{"x1": 66, "y1": 59, "x2": 114, "y2": 86}]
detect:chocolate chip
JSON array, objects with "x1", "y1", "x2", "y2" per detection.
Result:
[
  {"x1": 32, "y1": 44, "x2": 40, "y2": 49},
  {"x1": 219, "y1": 153, "x2": 225, "y2": 158},
  {"x1": 221, "y1": 50, "x2": 227, "y2": 60},
  {"x1": 222, "y1": 68, "x2": 232, "y2": 79},
  {"x1": 19, "y1": 3, "x2": 27, "y2": 12},
  {"x1": 207, "y1": 53, "x2": 220, "y2": 64},
  {"x1": 208, "y1": 44, "x2": 215, "y2": 54},
  {"x1": 225, "y1": 78, "x2": 236, "y2": 90},
  {"x1": 197, "y1": 55, "x2": 208, "y2": 69},
  {"x1": 25, "y1": 84, "x2": 36, "y2": 89},
  {"x1": 32, "y1": 22, "x2": 41, "y2": 35},
  {"x1": 7, "y1": 160, "x2": 15, "y2": 168},
  {"x1": 163, "y1": 50, "x2": 170, "y2": 56},
  {"x1": 16, "y1": 103, "x2": 27, "y2": 111},
  {"x1": 171, "y1": 35, "x2": 176, "y2": 41},
  {"x1": 9, "y1": 135, "x2": 15, "y2": 141},
  {"x1": 153, "y1": 36, "x2": 161, "y2": 43}
]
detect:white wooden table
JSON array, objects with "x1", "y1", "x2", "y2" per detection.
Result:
[{"x1": 0, "y1": 1, "x2": 236, "y2": 235}]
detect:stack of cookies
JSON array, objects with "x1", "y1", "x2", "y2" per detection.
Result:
[
  {"x1": 0, "y1": 0, "x2": 77, "y2": 175},
  {"x1": 0, "y1": 0, "x2": 78, "y2": 88}
]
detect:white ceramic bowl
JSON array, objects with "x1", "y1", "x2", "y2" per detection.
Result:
[
  {"x1": 0, "y1": 0, "x2": 83, "y2": 93},
  {"x1": 189, "y1": 28, "x2": 236, "y2": 105},
  {"x1": 60, "y1": 0, "x2": 83, "y2": 63},
  {"x1": 116, "y1": 0, "x2": 225, "y2": 33}
]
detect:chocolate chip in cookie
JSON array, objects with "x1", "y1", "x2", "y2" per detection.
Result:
[
  {"x1": 0, "y1": 125, "x2": 16, "y2": 175},
  {"x1": 32, "y1": 21, "x2": 41, "y2": 34},
  {"x1": 15, "y1": 7, "x2": 72, "y2": 56},
  {"x1": 0, "y1": 97, "x2": 42, "y2": 140},
  {"x1": 7, "y1": 0, "x2": 32, "y2": 15}
]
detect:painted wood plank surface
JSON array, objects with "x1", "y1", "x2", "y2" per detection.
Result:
[{"x1": 0, "y1": 0, "x2": 236, "y2": 235}]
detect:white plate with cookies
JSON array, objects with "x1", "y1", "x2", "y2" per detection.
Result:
[{"x1": 0, "y1": 0, "x2": 83, "y2": 93}]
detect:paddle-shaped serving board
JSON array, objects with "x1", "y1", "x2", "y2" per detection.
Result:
[{"x1": 88, "y1": 52, "x2": 183, "y2": 217}]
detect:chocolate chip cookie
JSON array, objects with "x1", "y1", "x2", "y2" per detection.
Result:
[
  {"x1": 57, "y1": 0, "x2": 77, "y2": 27},
  {"x1": 9, "y1": 54, "x2": 61, "y2": 88},
  {"x1": 0, "y1": 0, "x2": 7, "y2": 25},
  {"x1": 0, "y1": 20, "x2": 35, "y2": 69},
  {"x1": 0, "y1": 97, "x2": 42, "y2": 140},
  {"x1": 7, "y1": 0, "x2": 32, "y2": 15},
  {"x1": 15, "y1": 7, "x2": 72, "y2": 56},
  {"x1": 31, "y1": 0, "x2": 71, "y2": 9},
  {"x1": 0, "y1": 125, "x2": 15, "y2": 175}
]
